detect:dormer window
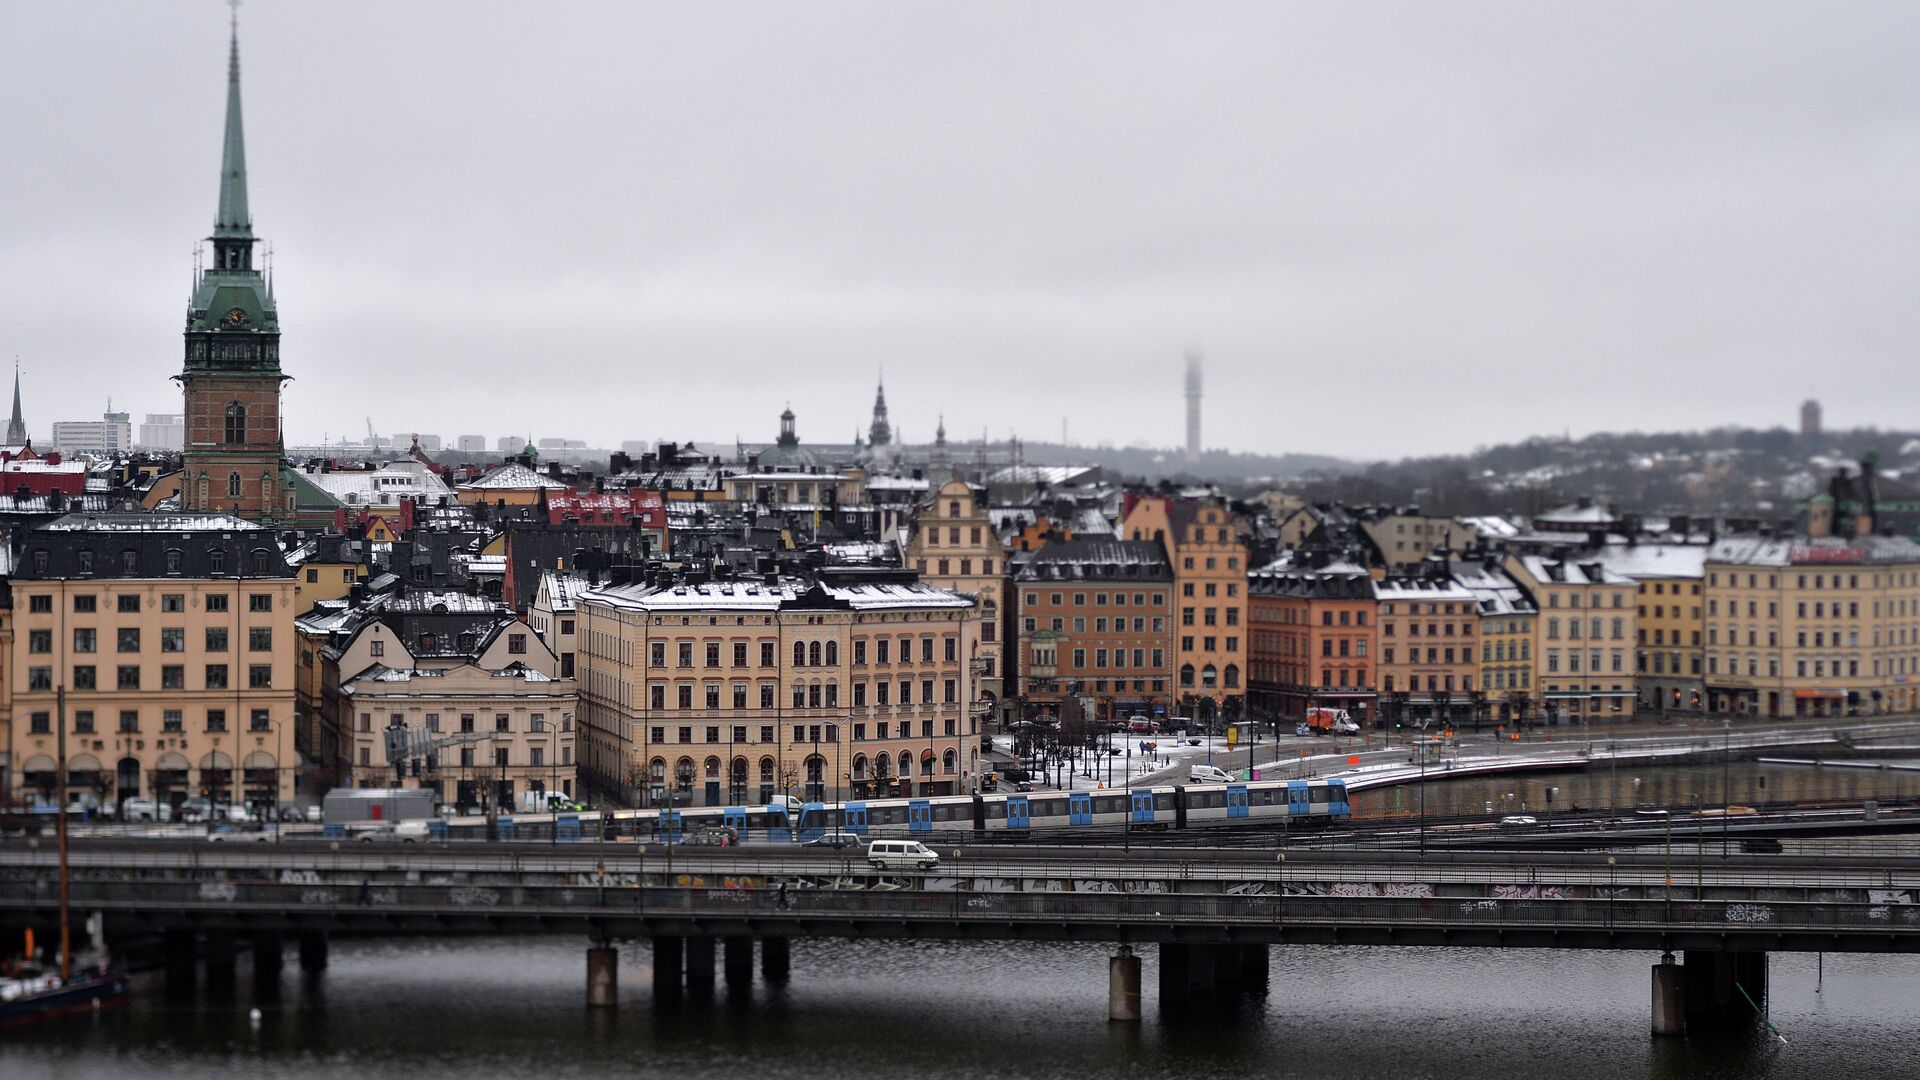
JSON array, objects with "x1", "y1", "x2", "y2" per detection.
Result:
[
  {"x1": 77, "y1": 551, "x2": 94, "y2": 575},
  {"x1": 122, "y1": 550, "x2": 138, "y2": 574}
]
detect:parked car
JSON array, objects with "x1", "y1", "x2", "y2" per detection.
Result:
[
  {"x1": 176, "y1": 798, "x2": 212, "y2": 823},
  {"x1": 1189, "y1": 764, "x2": 1234, "y2": 784},
  {"x1": 804, "y1": 831, "x2": 862, "y2": 850},
  {"x1": 121, "y1": 797, "x2": 159, "y2": 822},
  {"x1": 867, "y1": 839, "x2": 939, "y2": 872},
  {"x1": 1499, "y1": 815, "x2": 1539, "y2": 828}
]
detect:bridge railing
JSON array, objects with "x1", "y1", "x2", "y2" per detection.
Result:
[{"x1": 7, "y1": 876, "x2": 1920, "y2": 939}]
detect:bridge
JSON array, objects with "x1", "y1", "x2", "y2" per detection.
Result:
[{"x1": 5, "y1": 839, "x2": 1918, "y2": 1032}]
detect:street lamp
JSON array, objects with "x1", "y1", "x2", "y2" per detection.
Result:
[{"x1": 1722, "y1": 717, "x2": 1732, "y2": 860}]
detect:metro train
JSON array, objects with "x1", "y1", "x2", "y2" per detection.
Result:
[{"x1": 607, "y1": 777, "x2": 1351, "y2": 843}]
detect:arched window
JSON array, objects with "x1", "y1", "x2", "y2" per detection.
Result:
[
  {"x1": 1224, "y1": 664, "x2": 1240, "y2": 689},
  {"x1": 920, "y1": 752, "x2": 935, "y2": 777},
  {"x1": 704, "y1": 756, "x2": 721, "y2": 779},
  {"x1": 224, "y1": 402, "x2": 246, "y2": 445},
  {"x1": 825, "y1": 640, "x2": 838, "y2": 666},
  {"x1": 758, "y1": 757, "x2": 775, "y2": 785},
  {"x1": 793, "y1": 641, "x2": 806, "y2": 667},
  {"x1": 897, "y1": 750, "x2": 913, "y2": 777},
  {"x1": 808, "y1": 641, "x2": 822, "y2": 666},
  {"x1": 227, "y1": 473, "x2": 242, "y2": 499},
  {"x1": 942, "y1": 748, "x2": 957, "y2": 774},
  {"x1": 649, "y1": 758, "x2": 666, "y2": 784},
  {"x1": 851, "y1": 754, "x2": 869, "y2": 780},
  {"x1": 1179, "y1": 664, "x2": 1196, "y2": 688},
  {"x1": 674, "y1": 757, "x2": 695, "y2": 791},
  {"x1": 1201, "y1": 664, "x2": 1218, "y2": 690}
]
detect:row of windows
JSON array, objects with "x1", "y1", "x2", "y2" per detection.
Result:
[
  {"x1": 644, "y1": 678, "x2": 962, "y2": 710},
  {"x1": 1380, "y1": 673, "x2": 1474, "y2": 693},
  {"x1": 28, "y1": 627, "x2": 272, "y2": 654},
  {"x1": 1542, "y1": 618, "x2": 1628, "y2": 640},
  {"x1": 1381, "y1": 647, "x2": 1474, "y2": 666},
  {"x1": 1543, "y1": 650, "x2": 1629, "y2": 674},
  {"x1": 28, "y1": 706, "x2": 270, "y2": 735},
  {"x1": 1382, "y1": 621, "x2": 1476, "y2": 637},
  {"x1": 646, "y1": 637, "x2": 959, "y2": 669},
  {"x1": 26, "y1": 547, "x2": 277, "y2": 577},
  {"x1": 25, "y1": 663, "x2": 274, "y2": 692},
  {"x1": 1023, "y1": 592, "x2": 1170, "y2": 608},
  {"x1": 1178, "y1": 606, "x2": 1240, "y2": 626},
  {"x1": 914, "y1": 558, "x2": 997, "y2": 576},
  {"x1": 1543, "y1": 592, "x2": 1629, "y2": 609},
  {"x1": 356, "y1": 711, "x2": 572, "y2": 735},
  {"x1": 357, "y1": 745, "x2": 569, "y2": 770},
  {"x1": 1180, "y1": 582, "x2": 1241, "y2": 599},
  {"x1": 644, "y1": 719, "x2": 968, "y2": 745},
  {"x1": 1025, "y1": 616, "x2": 1169, "y2": 634},
  {"x1": 24, "y1": 591, "x2": 273, "y2": 614}
]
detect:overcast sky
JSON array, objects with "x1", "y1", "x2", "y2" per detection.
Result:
[{"x1": 4, "y1": 2, "x2": 1917, "y2": 461}]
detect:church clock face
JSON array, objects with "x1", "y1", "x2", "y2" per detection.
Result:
[{"x1": 223, "y1": 307, "x2": 248, "y2": 327}]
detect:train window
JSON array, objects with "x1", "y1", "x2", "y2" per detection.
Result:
[
  {"x1": 1093, "y1": 796, "x2": 1122, "y2": 814},
  {"x1": 1309, "y1": 786, "x2": 1330, "y2": 803},
  {"x1": 1155, "y1": 794, "x2": 1174, "y2": 810}
]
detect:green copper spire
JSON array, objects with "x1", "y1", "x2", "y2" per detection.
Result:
[{"x1": 214, "y1": 22, "x2": 251, "y2": 239}]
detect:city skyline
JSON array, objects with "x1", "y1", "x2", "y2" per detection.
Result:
[{"x1": 4, "y1": 3, "x2": 1918, "y2": 461}]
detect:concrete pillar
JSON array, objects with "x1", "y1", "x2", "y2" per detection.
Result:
[
  {"x1": 297, "y1": 932, "x2": 329, "y2": 972},
  {"x1": 164, "y1": 929, "x2": 197, "y2": 995},
  {"x1": 760, "y1": 936, "x2": 791, "y2": 986},
  {"x1": 204, "y1": 931, "x2": 239, "y2": 997},
  {"x1": 253, "y1": 932, "x2": 284, "y2": 977},
  {"x1": 1108, "y1": 947, "x2": 1142, "y2": 1023},
  {"x1": 1238, "y1": 944, "x2": 1269, "y2": 995},
  {"x1": 587, "y1": 945, "x2": 618, "y2": 1007},
  {"x1": 653, "y1": 936, "x2": 685, "y2": 996},
  {"x1": 1158, "y1": 944, "x2": 1190, "y2": 1010},
  {"x1": 1186, "y1": 941, "x2": 1217, "y2": 997},
  {"x1": 686, "y1": 936, "x2": 716, "y2": 993},
  {"x1": 1211, "y1": 946, "x2": 1243, "y2": 996},
  {"x1": 723, "y1": 937, "x2": 754, "y2": 991},
  {"x1": 1651, "y1": 954, "x2": 1684, "y2": 1036}
]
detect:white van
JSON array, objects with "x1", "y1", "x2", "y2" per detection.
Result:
[
  {"x1": 1189, "y1": 764, "x2": 1234, "y2": 784},
  {"x1": 867, "y1": 839, "x2": 940, "y2": 871}
]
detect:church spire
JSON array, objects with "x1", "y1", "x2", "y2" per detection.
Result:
[
  {"x1": 6, "y1": 360, "x2": 26, "y2": 446},
  {"x1": 867, "y1": 375, "x2": 892, "y2": 447},
  {"x1": 215, "y1": 9, "x2": 251, "y2": 241}
]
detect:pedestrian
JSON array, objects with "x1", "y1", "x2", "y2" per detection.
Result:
[
  {"x1": 359, "y1": 877, "x2": 371, "y2": 905},
  {"x1": 776, "y1": 881, "x2": 789, "y2": 910}
]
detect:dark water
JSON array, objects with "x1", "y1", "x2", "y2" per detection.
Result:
[{"x1": 5, "y1": 936, "x2": 1919, "y2": 1079}]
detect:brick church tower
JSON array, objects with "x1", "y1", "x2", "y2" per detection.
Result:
[{"x1": 177, "y1": 21, "x2": 287, "y2": 520}]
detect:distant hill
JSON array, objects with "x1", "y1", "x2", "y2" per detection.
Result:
[{"x1": 1253, "y1": 426, "x2": 1920, "y2": 519}]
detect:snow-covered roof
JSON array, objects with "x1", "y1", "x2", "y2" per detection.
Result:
[
  {"x1": 1584, "y1": 543, "x2": 1709, "y2": 580},
  {"x1": 1458, "y1": 515, "x2": 1521, "y2": 539},
  {"x1": 1510, "y1": 553, "x2": 1634, "y2": 587},
  {"x1": 536, "y1": 571, "x2": 591, "y2": 613},
  {"x1": 1707, "y1": 534, "x2": 1920, "y2": 567},
  {"x1": 987, "y1": 465, "x2": 1097, "y2": 487},
  {"x1": 581, "y1": 577, "x2": 974, "y2": 613},
  {"x1": 1374, "y1": 575, "x2": 1477, "y2": 602},
  {"x1": 38, "y1": 512, "x2": 263, "y2": 532},
  {"x1": 458, "y1": 463, "x2": 570, "y2": 491},
  {"x1": 304, "y1": 462, "x2": 452, "y2": 506}
]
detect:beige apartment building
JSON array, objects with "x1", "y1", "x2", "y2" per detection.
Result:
[
  {"x1": 7, "y1": 514, "x2": 297, "y2": 813},
  {"x1": 1505, "y1": 552, "x2": 1637, "y2": 722},
  {"x1": 338, "y1": 661, "x2": 578, "y2": 809},
  {"x1": 1703, "y1": 535, "x2": 1920, "y2": 718},
  {"x1": 1122, "y1": 494, "x2": 1248, "y2": 724},
  {"x1": 1360, "y1": 512, "x2": 1479, "y2": 570},
  {"x1": 574, "y1": 570, "x2": 981, "y2": 806},
  {"x1": 903, "y1": 480, "x2": 1008, "y2": 720},
  {"x1": 1374, "y1": 571, "x2": 1479, "y2": 727}
]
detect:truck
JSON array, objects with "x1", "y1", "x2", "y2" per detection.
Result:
[
  {"x1": 1305, "y1": 707, "x2": 1360, "y2": 736},
  {"x1": 321, "y1": 788, "x2": 435, "y2": 825}
]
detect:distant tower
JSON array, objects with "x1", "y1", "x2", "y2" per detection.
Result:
[
  {"x1": 6, "y1": 361, "x2": 26, "y2": 446},
  {"x1": 178, "y1": 16, "x2": 288, "y2": 519},
  {"x1": 1184, "y1": 352, "x2": 1202, "y2": 466},
  {"x1": 868, "y1": 376, "x2": 892, "y2": 448},
  {"x1": 1789, "y1": 397, "x2": 1820, "y2": 434}
]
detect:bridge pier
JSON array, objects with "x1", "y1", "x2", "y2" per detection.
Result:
[
  {"x1": 1651, "y1": 954, "x2": 1684, "y2": 1036},
  {"x1": 586, "y1": 945, "x2": 618, "y2": 1007},
  {"x1": 163, "y1": 928, "x2": 197, "y2": 995},
  {"x1": 1108, "y1": 946, "x2": 1141, "y2": 1023},
  {"x1": 724, "y1": 937, "x2": 754, "y2": 992},
  {"x1": 686, "y1": 936, "x2": 716, "y2": 994},
  {"x1": 1682, "y1": 949, "x2": 1768, "y2": 1033},
  {"x1": 652, "y1": 935, "x2": 684, "y2": 998},
  {"x1": 297, "y1": 932, "x2": 329, "y2": 972},
  {"x1": 760, "y1": 936, "x2": 790, "y2": 986},
  {"x1": 252, "y1": 932, "x2": 284, "y2": 989},
  {"x1": 204, "y1": 931, "x2": 239, "y2": 998},
  {"x1": 1237, "y1": 944, "x2": 1269, "y2": 995}
]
